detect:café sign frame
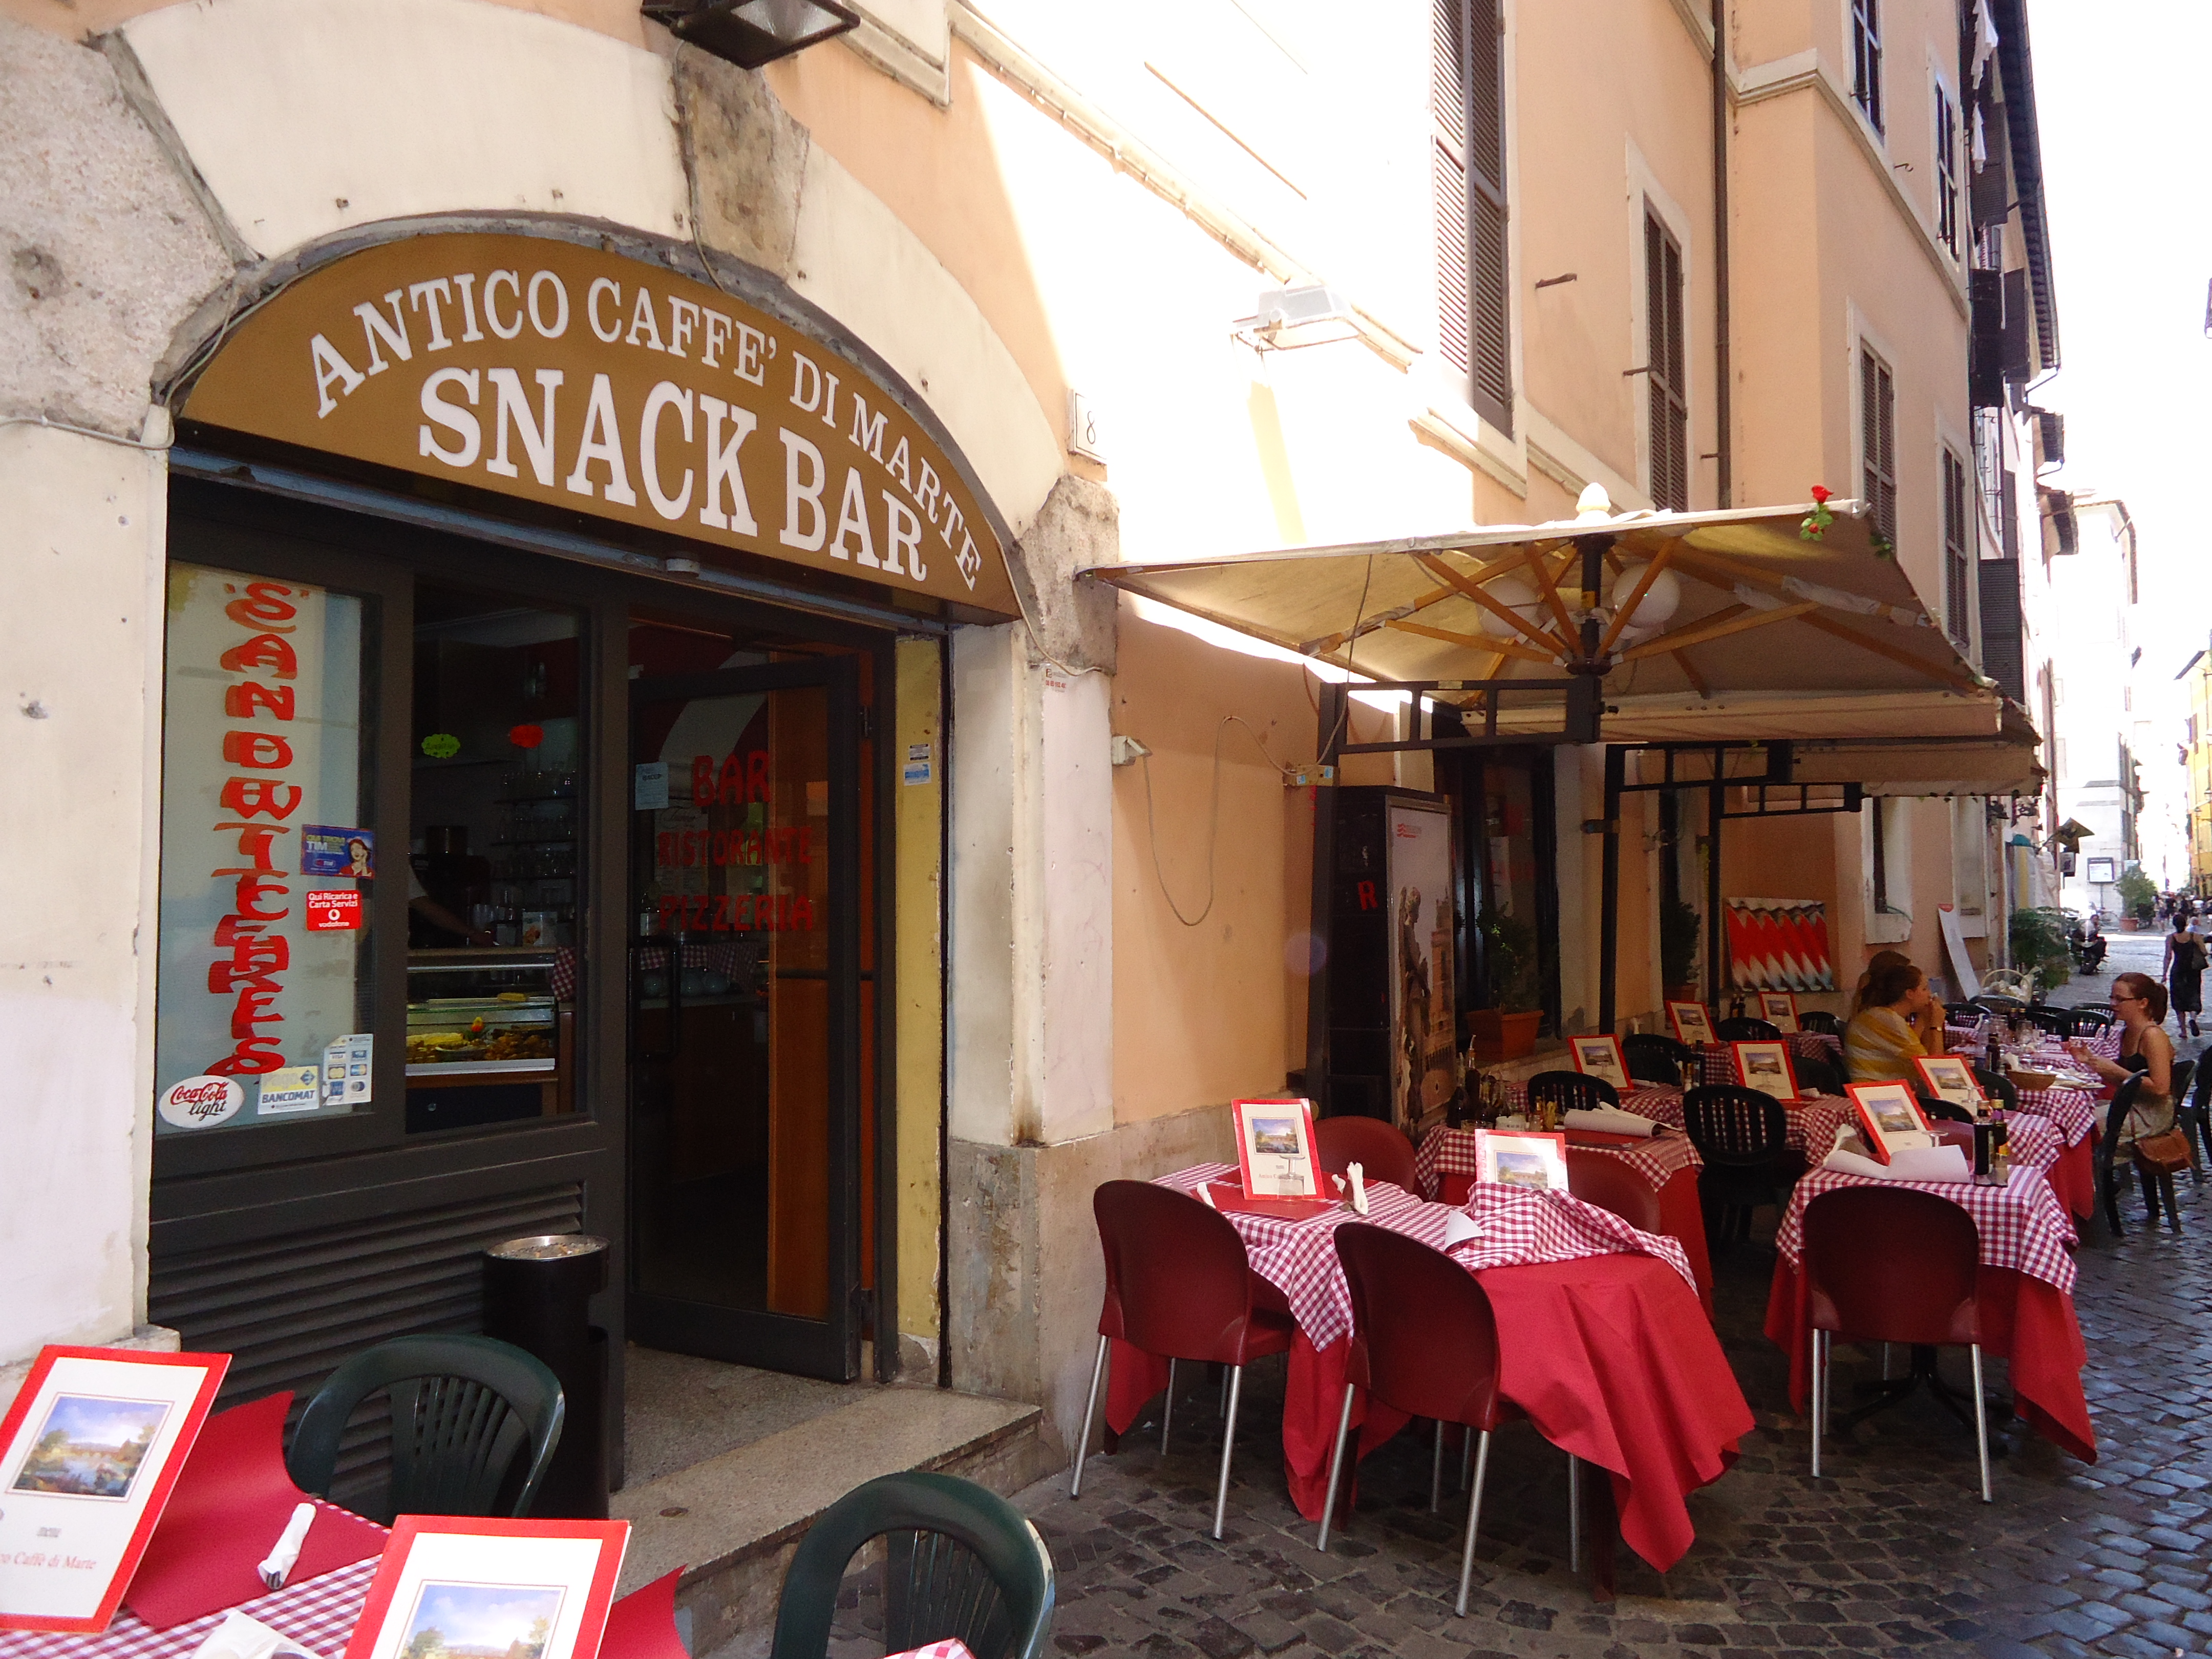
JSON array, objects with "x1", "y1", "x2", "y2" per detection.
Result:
[{"x1": 183, "y1": 232, "x2": 1020, "y2": 618}]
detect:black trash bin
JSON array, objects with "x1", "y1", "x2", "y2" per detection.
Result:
[{"x1": 483, "y1": 1232, "x2": 610, "y2": 1518}]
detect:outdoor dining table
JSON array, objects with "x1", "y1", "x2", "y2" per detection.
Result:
[
  {"x1": 1764, "y1": 1160, "x2": 2095, "y2": 1463},
  {"x1": 1102, "y1": 1163, "x2": 1753, "y2": 1594},
  {"x1": 5, "y1": 1560, "x2": 384, "y2": 1659},
  {"x1": 1415, "y1": 1118, "x2": 1714, "y2": 1313}
]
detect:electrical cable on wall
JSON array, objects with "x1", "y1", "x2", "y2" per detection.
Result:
[{"x1": 1141, "y1": 714, "x2": 1296, "y2": 928}]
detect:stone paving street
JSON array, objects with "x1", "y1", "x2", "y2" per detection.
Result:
[{"x1": 820, "y1": 935, "x2": 2212, "y2": 1658}]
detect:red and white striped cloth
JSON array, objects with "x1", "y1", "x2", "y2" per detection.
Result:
[
  {"x1": 1155, "y1": 1163, "x2": 1693, "y2": 1348},
  {"x1": 0, "y1": 1559, "x2": 380, "y2": 1659},
  {"x1": 1415, "y1": 1122, "x2": 1700, "y2": 1200},
  {"x1": 1774, "y1": 1164, "x2": 2080, "y2": 1295},
  {"x1": 2012, "y1": 1084, "x2": 2099, "y2": 1147},
  {"x1": 887, "y1": 1644, "x2": 977, "y2": 1659},
  {"x1": 1445, "y1": 1182, "x2": 1696, "y2": 1293},
  {"x1": 2005, "y1": 1112, "x2": 2063, "y2": 1179}
]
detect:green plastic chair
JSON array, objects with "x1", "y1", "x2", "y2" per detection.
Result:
[
  {"x1": 769, "y1": 1472, "x2": 1055, "y2": 1659},
  {"x1": 286, "y1": 1334, "x2": 565, "y2": 1523}
]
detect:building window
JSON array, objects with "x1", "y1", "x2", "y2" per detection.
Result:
[
  {"x1": 1851, "y1": 0, "x2": 1883, "y2": 133},
  {"x1": 1934, "y1": 79, "x2": 1959, "y2": 254},
  {"x1": 1860, "y1": 346, "x2": 1898, "y2": 547},
  {"x1": 1433, "y1": 0, "x2": 1512, "y2": 432},
  {"x1": 1645, "y1": 210, "x2": 1689, "y2": 511},
  {"x1": 1942, "y1": 445, "x2": 1970, "y2": 646}
]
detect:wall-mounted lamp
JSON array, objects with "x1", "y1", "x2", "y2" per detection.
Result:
[
  {"x1": 643, "y1": 0, "x2": 858, "y2": 68},
  {"x1": 1232, "y1": 284, "x2": 1360, "y2": 352}
]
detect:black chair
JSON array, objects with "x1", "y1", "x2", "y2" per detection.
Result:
[
  {"x1": 1972, "y1": 995, "x2": 2025, "y2": 1016},
  {"x1": 1797, "y1": 1010, "x2": 1844, "y2": 1037},
  {"x1": 768, "y1": 1472, "x2": 1055, "y2": 1659},
  {"x1": 1715, "y1": 1016, "x2": 1782, "y2": 1041},
  {"x1": 1913, "y1": 1089, "x2": 1974, "y2": 1125},
  {"x1": 1682, "y1": 1084, "x2": 1794, "y2": 1247},
  {"x1": 1527, "y1": 1070, "x2": 1619, "y2": 1117},
  {"x1": 2139, "y1": 1059, "x2": 2197, "y2": 1230},
  {"x1": 2072, "y1": 1006, "x2": 2117, "y2": 1034},
  {"x1": 1623, "y1": 1032, "x2": 1699, "y2": 1086},
  {"x1": 1971, "y1": 1068, "x2": 2019, "y2": 1113},
  {"x1": 1943, "y1": 1002, "x2": 1980, "y2": 1025},
  {"x1": 1794, "y1": 1053, "x2": 1846, "y2": 1099},
  {"x1": 287, "y1": 1334, "x2": 564, "y2": 1523},
  {"x1": 2182, "y1": 1059, "x2": 2212, "y2": 1182},
  {"x1": 2095, "y1": 1075, "x2": 2148, "y2": 1238},
  {"x1": 2024, "y1": 1007, "x2": 2072, "y2": 1036}
]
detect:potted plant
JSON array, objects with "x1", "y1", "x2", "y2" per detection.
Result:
[
  {"x1": 1469, "y1": 905, "x2": 1545, "y2": 1060},
  {"x1": 1660, "y1": 897, "x2": 1701, "y2": 1002}
]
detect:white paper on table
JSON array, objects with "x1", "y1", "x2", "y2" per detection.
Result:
[
  {"x1": 1823, "y1": 1144, "x2": 1973, "y2": 1183},
  {"x1": 188, "y1": 1610, "x2": 321, "y2": 1659},
  {"x1": 1348, "y1": 1162, "x2": 1370, "y2": 1215},
  {"x1": 1562, "y1": 1107, "x2": 1660, "y2": 1138},
  {"x1": 1444, "y1": 1210, "x2": 1483, "y2": 1247}
]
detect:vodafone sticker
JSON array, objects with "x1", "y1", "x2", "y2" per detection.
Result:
[
  {"x1": 159, "y1": 1074, "x2": 245, "y2": 1130},
  {"x1": 305, "y1": 889, "x2": 364, "y2": 931}
]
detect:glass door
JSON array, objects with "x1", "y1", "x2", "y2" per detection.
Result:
[{"x1": 626, "y1": 657, "x2": 861, "y2": 1378}]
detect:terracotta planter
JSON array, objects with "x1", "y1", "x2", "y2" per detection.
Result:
[{"x1": 1468, "y1": 1008, "x2": 1544, "y2": 1062}]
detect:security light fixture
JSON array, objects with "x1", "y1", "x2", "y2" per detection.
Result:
[
  {"x1": 1232, "y1": 284, "x2": 1360, "y2": 352},
  {"x1": 643, "y1": 0, "x2": 858, "y2": 69}
]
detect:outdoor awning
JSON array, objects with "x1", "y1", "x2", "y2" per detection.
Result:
[
  {"x1": 1081, "y1": 492, "x2": 2043, "y2": 788},
  {"x1": 1790, "y1": 704, "x2": 2047, "y2": 796}
]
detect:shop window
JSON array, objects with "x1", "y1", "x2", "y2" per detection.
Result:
[
  {"x1": 1433, "y1": 0, "x2": 1512, "y2": 431},
  {"x1": 403, "y1": 586, "x2": 585, "y2": 1134},
  {"x1": 155, "y1": 564, "x2": 374, "y2": 1132}
]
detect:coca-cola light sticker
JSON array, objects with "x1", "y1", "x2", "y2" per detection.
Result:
[{"x1": 159, "y1": 1074, "x2": 245, "y2": 1129}]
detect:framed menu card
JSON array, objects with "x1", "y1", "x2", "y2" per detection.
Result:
[
  {"x1": 1757, "y1": 991, "x2": 1800, "y2": 1033},
  {"x1": 1913, "y1": 1054, "x2": 1983, "y2": 1115},
  {"x1": 1731, "y1": 1039, "x2": 1800, "y2": 1102},
  {"x1": 0, "y1": 1346, "x2": 229, "y2": 1633},
  {"x1": 1232, "y1": 1097, "x2": 1322, "y2": 1198},
  {"x1": 1471, "y1": 1129, "x2": 1569, "y2": 1192},
  {"x1": 1567, "y1": 1034, "x2": 1631, "y2": 1092},
  {"x1": 1846, "y1": 1081, "x2": 1934, "y2": 1164},
  {"x1": 1667, "y1": 1001, "x2": 1716, "y2": 1046},
  {"x1": 345, "y1": 1517, "x2": 629, "y2": 1659}
]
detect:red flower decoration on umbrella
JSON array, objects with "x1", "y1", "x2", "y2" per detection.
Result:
[
  {"x1": 509, "y1": 724, "x2": 545, "y2": 749},
  {"x1": 1799, "y1": 485, "x2": 1836, "y2": 542}
]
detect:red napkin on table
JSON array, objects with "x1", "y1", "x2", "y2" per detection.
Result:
[
  {"x1": 601, "y1": 1570, "x2": 692, "y2": 1659},
  {"x1": 124, "y1": 1392, "x2": 388, "y2": 1629},
  {"x1": 886, "y1": 1644, "x2": 976, "y2": 1659}
]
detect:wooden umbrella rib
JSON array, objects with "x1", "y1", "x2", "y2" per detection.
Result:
[
  {"x1": 1672, "y1": 650, "x2": 1713, "y2": 699},
  {"x1": 1386, "y1": 618, "x2": 1561, "y2": 666},
  {"x1": 1524, "y1": 545, "x2": 1583, "y2": 644},
  {"x1": 1618, "y1": 600, "x2": 1818, "y2": 661},
  {"x1": 1414, "y1": 552, "x2": 1576, "y2": 656}
]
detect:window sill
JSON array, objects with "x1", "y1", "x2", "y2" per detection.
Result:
[{"x1": 1865, "y1": 906, "x2": 1913, "y2": 945}]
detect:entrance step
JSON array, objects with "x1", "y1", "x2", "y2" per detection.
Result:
[{"x1": 612, "y1": 1387, "x2": 1052, "y2": 1659}]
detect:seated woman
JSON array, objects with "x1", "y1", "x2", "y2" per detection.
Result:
[
  {"x1": 2069, "y1": 971, "x2": 2175, "y2": 1151},
  {"x1": 1852, "y1": 948, "x2": 1947, "y2": 1056},
  {"x1": 1845, "y1": 959, "x2": 1938, "y2": 1083}
]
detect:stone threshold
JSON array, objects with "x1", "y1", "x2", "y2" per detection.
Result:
[{"x1": 612, "y1": 1386, "x2": 1053, "y2": 1658}]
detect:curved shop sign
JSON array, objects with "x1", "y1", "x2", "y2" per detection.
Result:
[{"x1": 184, "y1": 233, "x2": 1018, "y2": 616}]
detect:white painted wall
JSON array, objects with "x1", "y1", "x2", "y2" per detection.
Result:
[{"x1": 0, "y1": 424, "x2": 167, "y2": 1373}]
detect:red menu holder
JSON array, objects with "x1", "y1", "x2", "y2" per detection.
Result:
[
  {"x1": 602, "y1": 1569, "x2": 691, "y2": 1659},
  {"x1": 125, "y1": 1392, "x2": 388, "y2": 1629}
]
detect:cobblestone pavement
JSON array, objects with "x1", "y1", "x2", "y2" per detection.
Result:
[{"x1": 816, "y1": 944, "x2": 2212, "y2": 1657}]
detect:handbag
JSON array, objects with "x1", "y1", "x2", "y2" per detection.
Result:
[{"x1": 2133, "y1": 1114, "x2": 2194, "y2": 1175}]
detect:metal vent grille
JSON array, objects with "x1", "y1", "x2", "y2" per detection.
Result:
[{"x1": 150, "y1": 1182, "x2": 583, "y2": 1512}]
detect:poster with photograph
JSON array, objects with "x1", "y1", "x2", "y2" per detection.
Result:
[
  {"x1": 343, "y1": 1518, "x2": 628, "y2": 1659},
  {"x1": 1757, "y1": 991, "x2": 1800, "y2": 1034},
  {"x1": 0, "y1": 1347, "x2": 229, "y2": 1632},
  {"x1": 1232, "y1": 1098, "x2": 1322, "y2": 1199},
  {"x1": 1730, "y1": 1039, "x2": 1800, "y2": 1102},
  {"x1": 1667, "y1": 1002, "x2": 1716, "y2": 1047},
  {"x1": 1473, "y1": 1129, "x2": 1570, "y2": 1192},
  {"x1": 1385, "y1": 800, "x2": 1458, "y2": 1140},
  {"x1": 1913, "y1": 1054, "x2": 1984, "y2": 1115},
  {"x1": 1568, "y1": 1035, "x2": 1631, "y2": 1093},
  {"x1": 1847, "y1": 1081, "x2": 1934, "y2": 1164}
]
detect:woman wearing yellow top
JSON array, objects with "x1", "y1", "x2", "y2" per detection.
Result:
[
  {"x1": 1852, "y1": 948, "x2": 1947, "y2": 1057},
  {"x1": 1845, "y1": 959, "x2": 1939, "y2": 1083}
]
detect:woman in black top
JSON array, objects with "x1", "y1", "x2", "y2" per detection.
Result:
[{"x1": 2163, "y1": 908, "x2": 2205, "y2": 1037}]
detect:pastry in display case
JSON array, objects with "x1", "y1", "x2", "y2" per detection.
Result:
[{"x1": 406, "y1": 950, "x2": 575, "y2": 1128}]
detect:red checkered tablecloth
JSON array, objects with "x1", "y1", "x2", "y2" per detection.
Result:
[
  {"x1": 1448, "y1": 1182, "x2": 1696, "y2": 1291},
  {"x1": 2005, "y1": 1113, "x2": 2062, "y2": 1178},
  {"x1": 2012, "y1": 1084, "x2": 2100, "y2": 1146},
  {"x1": 1774, "y1": 1164, "x2": 2079, "y2": 1295},
  {"x1": 0, "y1": 1559, "x2": 379, "y2": 1659},
  {"x1": 1416, "y1": 1122, "x2": 1700, "y2": 1200},
  {"x1": 888, "y1": 1644, "x2": 977, "y2": 1659},
  {"x1": 1622, "y1": 1085, "x2": 1852, "y2": 1159}
]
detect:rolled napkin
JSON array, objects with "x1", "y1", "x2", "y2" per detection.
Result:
[
  {"x1": 257, "y1": 1500, "x2": 317, "y2": 1590},
  {"x1": 1563, "y1": 1106, "x2": 1660, "y2": 1138},
  {"x1": 1822, "y1": 1144, "x2": 1973, "y2": 1183},
  {"x1": 1348, "y1": 1161, "x2": 1370, "y2": 1215}
]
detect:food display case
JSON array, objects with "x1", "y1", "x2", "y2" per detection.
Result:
[{"x1": 406, "y1": 949, "x2": 575, "y2": 1129}]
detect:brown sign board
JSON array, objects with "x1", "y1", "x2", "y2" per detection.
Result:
[{"x1": 183, "y1": 233, "x2": 1019, "y2": 617}]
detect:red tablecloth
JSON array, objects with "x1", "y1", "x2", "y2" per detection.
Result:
[
  {"x1": 1764, "y1": 1167, "x2": 2093, "y2": 1462},
  {"x1": 1106, "y1": 1168, "x2": 1750, "y2": 1571}
]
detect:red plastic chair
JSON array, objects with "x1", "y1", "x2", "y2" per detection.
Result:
[
  {"x1": 1318, "y1": 1223, "x2": 1578, "y2": 1616},
  {"x1": 1802, "y1": 1186, "x2": 1990, "y2": 1502},
  {"x1": 1564, "y1": 1147, "x2": 1665, "y2": 1235},
  {"x1": 1069, "y1": 1180, "x2": 1295, "y2": 1537},
  {"x1": 1313, "y1": 1115, "x2": 1420, "y2": 1196}
]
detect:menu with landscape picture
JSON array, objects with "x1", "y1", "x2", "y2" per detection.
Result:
[{"x1": 345, "y1": 1518, "x2": 629, "y2": 1659}]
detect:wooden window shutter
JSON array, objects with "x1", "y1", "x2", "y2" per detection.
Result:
[
  {"x1": 1433, "y1": 0, "x2": 1511, "y2": 432},
  {"x1": 1861, "y1": 349, "x2": 1897, "y2": 544},
  {"x1": 1645, "y1": 212, "x2": 1689, "y2": 511},
  {"x1": 1942, "y1": 448, "x2": 1970, "y2": 645}
]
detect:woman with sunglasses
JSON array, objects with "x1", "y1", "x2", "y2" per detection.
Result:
[{"x1": 2069, "y1": 972, "x2": 2176, "y2": 1153}]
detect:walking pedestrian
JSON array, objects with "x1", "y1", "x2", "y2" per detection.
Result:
[{"x1": 2163, "y1": 907, "x2": 2205, "y2": 1038}]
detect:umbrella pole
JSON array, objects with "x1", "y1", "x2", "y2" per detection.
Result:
[{"x1": 1599, "y1": 745, "x2": 1623, "y2": 1032}]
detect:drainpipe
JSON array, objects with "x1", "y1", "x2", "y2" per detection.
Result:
[{"x1": 1710, "y1": 0, "x2": 1732, "y2": 509}]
